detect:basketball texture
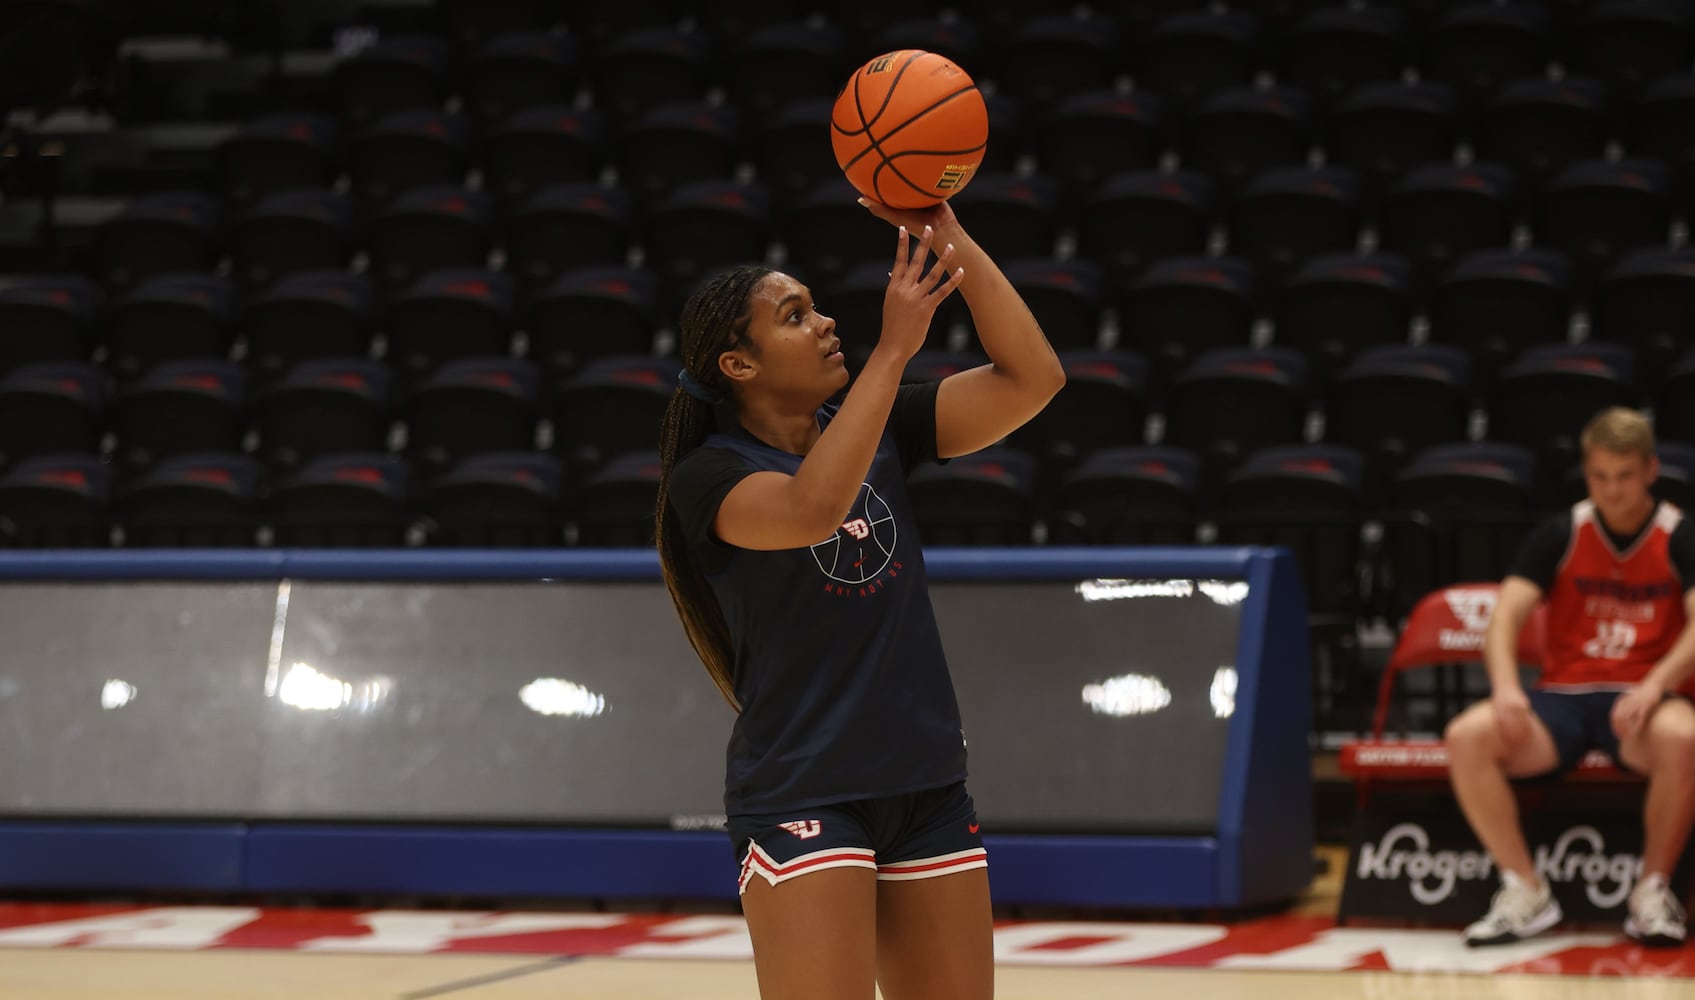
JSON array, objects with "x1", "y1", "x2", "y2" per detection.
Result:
[{"x1": 830, "y1": 50, "x2": 988, "y2": 210}]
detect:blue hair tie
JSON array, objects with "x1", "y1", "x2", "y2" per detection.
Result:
[{"x1": 678, "y1": 368, "x2": 724, "y2": 404}]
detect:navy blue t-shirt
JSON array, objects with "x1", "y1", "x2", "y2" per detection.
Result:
[{"x1": 666, "y1": 382, "x2": 969, "y2": 815}]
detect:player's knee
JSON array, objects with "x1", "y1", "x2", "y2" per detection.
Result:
[
  {"x1": 1444, "y1": 707, "x2": 1495, "y2": 761},
  {"x1": 1649, "y1": 702, "x2": 1695, "y2": 774}
]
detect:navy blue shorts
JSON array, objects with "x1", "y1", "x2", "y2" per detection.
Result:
[
  {"x1": 726, "y1": 782, "x2": 987, "y2": 895},
  {"x1": 1526, "y1": 689, "x2": 1635, "y2": 776}
]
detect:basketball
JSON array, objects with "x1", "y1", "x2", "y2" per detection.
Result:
[{"x1": 830, "y1": 50, "x2": 989, "y2": 210}]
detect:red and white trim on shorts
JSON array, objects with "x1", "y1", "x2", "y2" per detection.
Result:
[
  {"x1": 738, "y1": 843, "x2": 877, "y2": 894},
  {"x1": 876, "y1": 848, "x2": 989, "y2": 882}
]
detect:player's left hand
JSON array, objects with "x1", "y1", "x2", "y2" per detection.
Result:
[{"x1": 1612, "y1": 680, "x2": 1666, "y2": 738}]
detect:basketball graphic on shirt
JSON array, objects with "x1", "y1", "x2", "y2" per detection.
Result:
[{"x1": 811, "y1": 483, "x2": 897, "y2": 584}]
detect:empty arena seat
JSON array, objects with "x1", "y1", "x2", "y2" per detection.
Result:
[
  {"x1": 241, "y1": 272, "x2": 373, "y2": 387},
  {"x1": 1049, "y1": 444, "x2": 1200, "y2": 546},
  {"x1": 1383, "y1": 442, "x2": 1539, "y2": 618},
  {"x1": 423, "y1": 451, "x2": 562, "y2": 547},
  {"x1": 1115, "y1": 256, "x2": 1256, "y2": 393},
  {"x1": 406, "y1": 358, "x2": 540, "y2": 479},
  {"x1": 253, "y1": 359, "x2": 392, "y2": 474},
  {"x1": 1134, "y1": 10, "x2": 1258, "y2": 118},
  {"x1": 1590, "y1": 248, "x2": 1695, "y2": 387},
  {"x1": 1036, "y1": 91, "x2": 1164, "y2": 210},
  {"x1": 1427, "y1": 248, "x2": 1573, "y2": 383},
  {"x1": 1228, "y1": 166, "x2": 1362, "y2": 300},
  {"x1": 1651, "y1": 350, "x2": 1695, "y2": 446},
  {"x1": 1163, "y1": 346, "x2": 1310, "y2": 494},
  {"x1": 382, "y1": 269, "x2": 515, "y2": 385},
  {"x1": 907, "y1": 446, "x2": 1038, "y2": 546},
  {"x1": 0, "y1": 454, "x2": 110, "y2": 547},
  {"x1": 480, "y1": 106, "x2": 604, "y2": 217},
  {"x1": 574, "y1": 449, "x2": 661, "y2": 547},
  {"x1": 1624, "y1": 73, "x2": 1695, "y2": 201},
  {"x1": 1272, "y1": 253, "x2": 1412, "y2": 380},
  {"x1": 994, "y1": 15, "x2": 1121, "y2": 115},
  {"x1": 1476, "y1": 77, "x2": 1608, "y2": 200},
  {"x1": 1008, "y1": 350, "x2": 1148, "y2": 496},
  {"x1": 1570, "y1": 0, "x2": 1694, "y2": 102},
  {"x1": 552, "y1": 356, "x2": 674, "y2": 474},
  {"x1": 1324, "y1": 81, "x2": 1457, "y2": 207},
  {"x1": 93, "y1": 191, "x2": 220, "y2": 292},
  {"x1": 104, "y1": 273, "x2": 232, "y2": 385},
  {"x1": 503, "y1": 184, "x2": 632, "y2": 295},
  {"x1": 1279, "y1": 5, "x2": 1404, "y2": 114},
  {"x1": 1326, "y1": 344, "x2": 1472, "y2": 506},
  {"x1": 332, "y1": 35, "x2": 450, "y2": 129},
  {"x1": 0, "y1": 362, "x2": 101, "y2": 469},
  {"x1": 781, "y1": 177, "x2": 894, "y2": 293},
  {"x1": 347, "y1": 111, "x2": 471, "y2": 217},
  {"x1": 460, "y1": 33, "x2": 579, "y2": 135},
  {"x1": 267, "y1": 452, "x2": 412, "y2": 548},
  {"x1": 1182, "y1": 86, "x2": 1311, "y2": 202},
  {"x1": 116, "y1": 452, "x2": 261, "y2": 548},
  {"x1": 1379, "y1": 163, "x2": 1515, "y2": 286},
  {"x1": 1535, "y1": 158, "x2": 1674, "y2": 297},
  {"x1": 992, "y1": 260, "x2": 1103, "y2": 353},
  {"x1": 1421, "y1": 2, "x2": 1550, "y2": 116},
  {"x1": 1214, "y1": 443, "x2": 1366, "y2": 617},
  {"x1": 1489, "y1": 341, "x2": 1639, "y2": 483},
  {"x1": 366, "y1": 186, "x2": 492, "y2": 302},
  {"x1": 591, "y1": 28, "x2": 710, "y2": 135},
  {"x1": 728, "y1": 22, "x2": 847, "y2": 122},
  {"x1": 755, "y1": 99, "x2": 838, "y2": 213},
  {"x1": 0, "y1": 275, "x2": 98, "y2": 374},
  {"x1": 642, "y1": 180, "x2": 772, "y2": 317},
  {"x1": 616, "y1": 102, "x2": 739, "y2": 210},
  {"x1": 524, "y1": 267, "x2": 658, "y2": 384},
  {"x1": 1653, "y1": 441, "x2": 1695, "y2": 510},
  {"x1": 1076, "y1": 170, "x2": 1213, "y2": 292},
  {"x1": 109, "y1": 360, "x2": 244, "y2": 473},
  {"x1": 228, "y1": 189, "x2": 354, "y2": 295},
  {"x1": 437, "y1": 0, "x2": 556, "y2": 49},
  {"x1": 943, "y1": 173, "x2": 1060, "y2": 263},
  {"x1": 216, "y1": 113, "x2": 339, "y2": 213}
]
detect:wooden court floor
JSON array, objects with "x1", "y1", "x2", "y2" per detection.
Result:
[
  {"x1": 10, "y1": 951, "x2": 1695, "y2": 1000},
  {"x1": 8, "y1": 851, "x2": 1695, "y2": 999}
]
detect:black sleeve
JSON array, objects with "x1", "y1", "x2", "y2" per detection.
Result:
[
  {"x1": 1507, "y1": 514, "x2": 1573, "y2": 592},
  {"x1": 888, "y1": 380, "x2": 941, "y2": 476},
  {"x1": 666, "y1": 446, "x2": 756, "y2": 550},
  {"x1": 1671, "y1": 516, "x2": 1695, "y2": 591}
]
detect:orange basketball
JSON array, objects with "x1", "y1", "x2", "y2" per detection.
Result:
[{"x1": 830, "y1": 50, "x2": 988, "y2": 210}]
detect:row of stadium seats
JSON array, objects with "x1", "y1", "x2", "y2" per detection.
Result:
[
  {"x1": 110, "y1": 6, "x2": 1695, "y2": 133},
  {"x1": 8, "y1": 340, "x2": 1695, "y2": 509},
  {"x1": 2, "y1": 436, "x2": 1684, "y2": 623},
  {"x1": 61, "y1": 156, "x2": 1695, "y2": 303}
]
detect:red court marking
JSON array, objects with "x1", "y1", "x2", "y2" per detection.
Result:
[{"x1": 0, "y1": 904, "x2": 1687, "y2": 975}]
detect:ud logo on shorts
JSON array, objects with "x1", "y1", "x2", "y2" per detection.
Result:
[
  {"x1": 811, "y1": 482, "x2": 896, "y2": 585},
  {"x1": 779, "y1": 820, "x2": 823, "y2": 839}
]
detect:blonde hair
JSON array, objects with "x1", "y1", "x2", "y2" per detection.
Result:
[{"x1": 1580, "y1": 406, "x2": 1655, "y2": 461}]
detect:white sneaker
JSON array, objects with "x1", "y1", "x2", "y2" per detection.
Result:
[
  {"x1": 1464, "y1": 870, "x2": 1562, "y2": 947},
  {"x1": 1625, "y1": 873, "x2": 1688, "y2": 948}
]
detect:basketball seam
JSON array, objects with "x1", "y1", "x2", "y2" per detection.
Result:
[
  {"x1": 840, "y1": 84, "x2": 982, "y2": 177},
  {"x1": 878, "y1": 144, "x2": 988, "y2": 205},
  {"x1": 848, "y1": 50, "x2": 921, "y2": 138}
]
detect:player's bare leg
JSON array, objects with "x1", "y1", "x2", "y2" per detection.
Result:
[{"x1": 741, "y1": 867, "x2": 878, "y2": 1000}]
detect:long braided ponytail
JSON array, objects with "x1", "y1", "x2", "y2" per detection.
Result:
[{"x1": 657, "y1": 264, "x2": 774, "y2": 711}]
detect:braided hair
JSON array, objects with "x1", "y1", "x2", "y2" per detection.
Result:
[{"x1": 657, "y1": 264, "x2": 774, "y2": 711}]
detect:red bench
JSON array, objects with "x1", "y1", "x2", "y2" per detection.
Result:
[{"x1": 1335, "y1": 584, "x2": 1652, "y2": 926}]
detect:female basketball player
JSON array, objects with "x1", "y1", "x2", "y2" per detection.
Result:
[{"x1": 656, "y1": 197, "x2": 1064, "y2": 1000}]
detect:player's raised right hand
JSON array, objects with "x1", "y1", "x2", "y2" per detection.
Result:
[{"x1": 875, "y1": 219, "x2": 965, "y2": 363}]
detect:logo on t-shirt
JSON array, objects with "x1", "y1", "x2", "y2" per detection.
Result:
[{"x1": 811, "y1": 482, "x2": 902, "y2": 596}]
